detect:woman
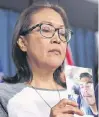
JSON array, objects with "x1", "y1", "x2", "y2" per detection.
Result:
[{"x1": 0, "y1": 2, "x2": 84, "y2": 117}]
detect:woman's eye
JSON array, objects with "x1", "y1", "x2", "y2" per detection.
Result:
[
  {"x1": 42, "y1": 27, "x2": 51, "y2": 32},
  {"x1": 60, "y1": 33, "x2": 65, "y2": 36},
  {"x1": 59, "y1": 29, "x2": 66, "y2": 36},
  {"x1": 36, "y1": 28, "x2": 40, "y2": 32}
]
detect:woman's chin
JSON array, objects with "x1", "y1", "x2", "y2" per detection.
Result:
[{"x1": 46, "y1": 60, "x2": 63, "y2": 69}]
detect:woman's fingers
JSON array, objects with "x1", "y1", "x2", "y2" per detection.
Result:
[
  {"x1": 50, "y1": 98, "x2": 84, "y2": 117},
  {"x1": 59, "y1": 105, "x2": 84, "y2": 116},
  {"x1": 55, "y1": 98, "x2": 78, "y2": 108},
  {"x1": 54, "y1": 113, "x2": 74, "y2": 117},
  {"x1": 50, "y1": 109, "x2": 74, "y2": 117}
]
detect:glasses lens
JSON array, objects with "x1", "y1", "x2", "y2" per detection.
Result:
[
  {"x1": 40, "y1": 24, "x2": 55, "y2": 38},
  {"x1": 59, "y1": 29, "x2": 72, "y2": 42}
]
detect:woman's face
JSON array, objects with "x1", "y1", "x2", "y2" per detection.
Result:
[{"x1": 19, "y1": 8, "x2": 67, "y2": 70}]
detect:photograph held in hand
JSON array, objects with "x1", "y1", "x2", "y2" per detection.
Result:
[{"x1": 64, "y1": 65, "x2": 98, "y2": 117}]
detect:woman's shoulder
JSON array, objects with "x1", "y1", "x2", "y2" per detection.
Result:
[
  {"x1": 0, "y1": 82, "x2": 27, "y2": 116},
  {"x1": 0, "y1": 82, "x2": 26, "y2": 99}
]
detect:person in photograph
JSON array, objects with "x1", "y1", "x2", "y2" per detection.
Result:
[{"x1": 78, "y1": 72, "x2": 98, "y2": 116}]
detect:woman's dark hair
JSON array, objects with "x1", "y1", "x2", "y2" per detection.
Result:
[{"x1": 3, "y1": 2, "x2": 69, "y2": 88}]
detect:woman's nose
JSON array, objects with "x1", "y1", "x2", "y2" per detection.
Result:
[{"x1": 50, "y1": 32, "x2": 61, "y2": 44}]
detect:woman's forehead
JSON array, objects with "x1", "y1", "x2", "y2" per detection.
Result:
[{"x1": 30, "y1": 8, "x2": 65, "y2": 27}]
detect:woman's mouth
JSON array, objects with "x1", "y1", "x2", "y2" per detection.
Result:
[{"x1": 48, "y1": 49, "x2": 61, "y2": 55}]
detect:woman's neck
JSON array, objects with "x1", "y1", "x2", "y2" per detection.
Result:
[
  {"x1": 29, "y1": 67, "x2": 57, "y2": 89},
  {"x1": 29, "y1": 79, "x2": 64, "y2": 90},
  {"x1": 27, "y1": 60, "x2": 64, "y2": 90},
  {"x1": 28, "y1": 71, "x2": 64, "y2": 90}
]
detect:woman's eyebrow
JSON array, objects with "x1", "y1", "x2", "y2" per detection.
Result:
[
  {"x1": 40, "y1": 21, "x2": 65, "y2": 28},
  {"x1": 59, "y1": 25, "x2": 65, "y2": 28},
  {"x1": 40, "y1": 21, "x2": 53, "y2": 25}
]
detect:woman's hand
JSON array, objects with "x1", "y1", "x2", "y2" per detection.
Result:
[{"x1": 50, "y1": 99, "x2": 84, "y2": 117}]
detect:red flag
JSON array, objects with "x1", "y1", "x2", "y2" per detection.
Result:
[{"x1": 66, "y1": 45, "x2": 74, "y2": 65}]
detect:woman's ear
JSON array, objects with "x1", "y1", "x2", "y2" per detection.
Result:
[{"x1": 17, "y1": 36, "x2": 27, "y2": 52}]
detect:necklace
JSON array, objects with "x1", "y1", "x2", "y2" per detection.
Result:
[{"x1": 32, "y1": 84, "x2": 61, "y2": 109}]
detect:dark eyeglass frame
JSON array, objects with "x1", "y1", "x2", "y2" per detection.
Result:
[{"x1": 20, "y1": 23, "x2": 73, "y2": 43}]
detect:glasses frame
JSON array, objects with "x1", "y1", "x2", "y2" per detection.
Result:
[{"x1": 20, "y1": 23, "x2": 73, "y2": 43}]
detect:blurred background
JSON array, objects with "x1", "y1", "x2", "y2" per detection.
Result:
[{"x1": 0, "y1": 0, "x2": 98, "y2": 85}]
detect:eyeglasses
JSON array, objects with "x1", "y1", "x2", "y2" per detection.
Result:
[{"x1": 20, "y1": 23, "x2": 73, "y2": 43}]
